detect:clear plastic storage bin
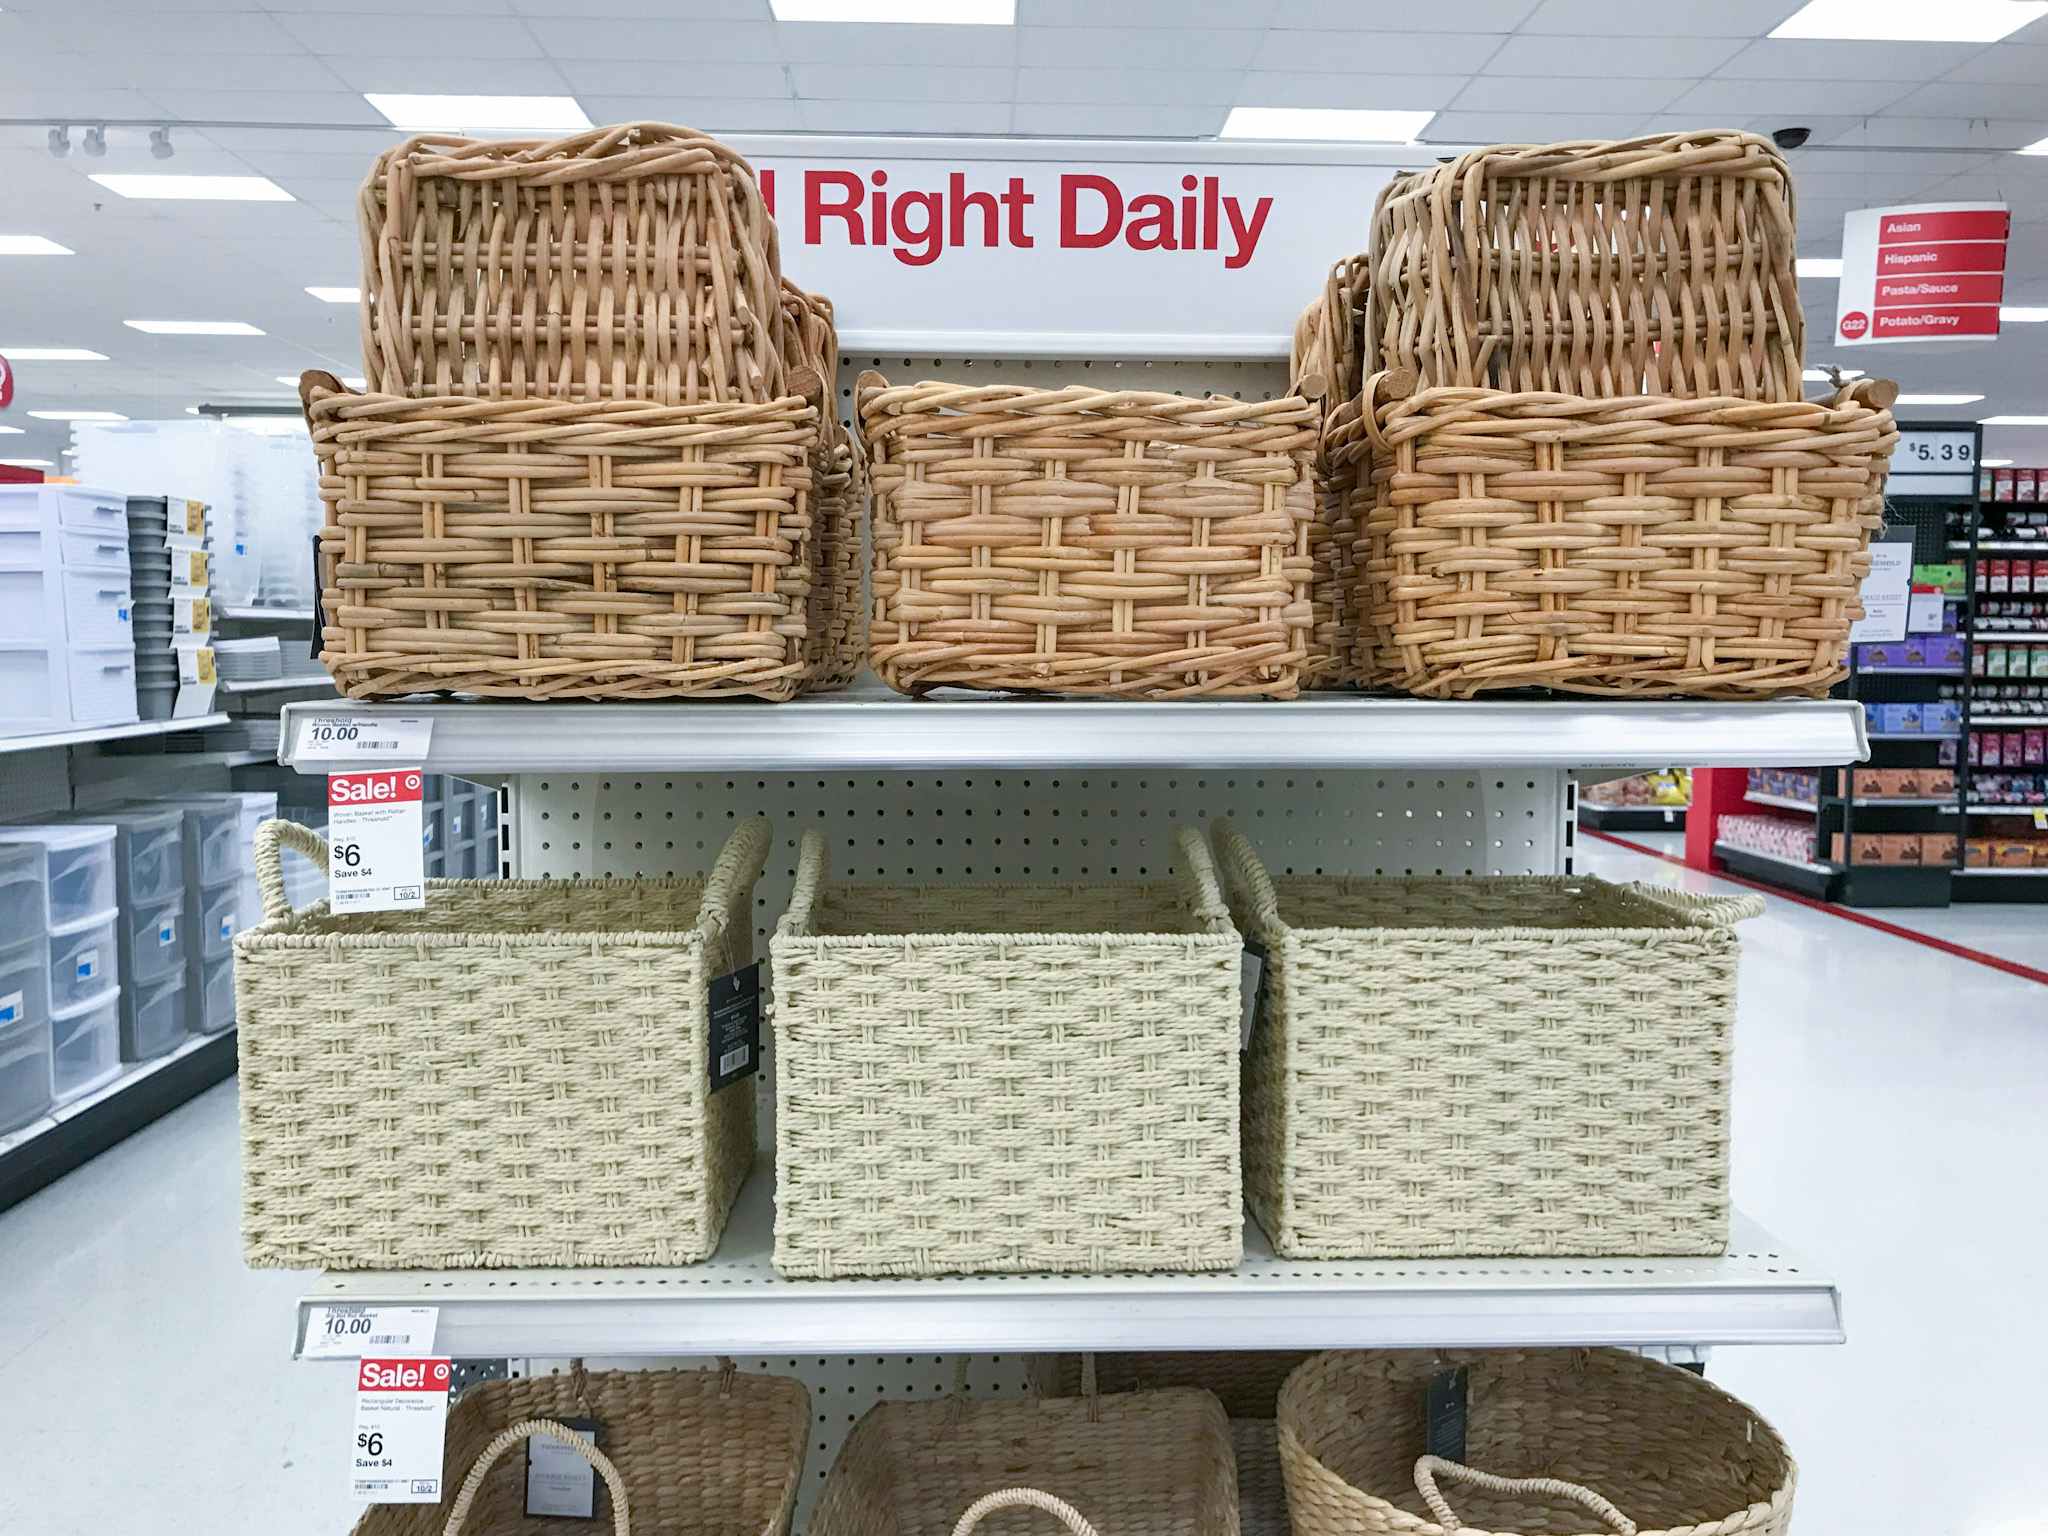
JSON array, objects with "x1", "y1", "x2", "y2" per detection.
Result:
[
  {"x1": 128, "y1": 897, "x2": 185, "y2": 988},
  {"x1": 0, "y1": 642, "x2": 68, "y2": 734},
  {"x1": 120, "y1": 972, "x2": 187, "y2": 1062},
  {"x1": 191, "y1": 881, "x2": 238, "y2": 961},
  {"x1": 49, "y1": 913, "x2": 119, "y2": 1011},
  {"x1": 174, "y1": 800, "x2": 241, "y2": 889},
  {"x1": 0, "y1": 826, "x2": 116, "y2": 929},
  {"x1": 0, "y1": 844, "x2": 46, "y2": 936},
  {"x1": 51, "y1": 988, "x2": 120, "y2": 1103},
  {"x1": 193, "y1": 953, "x2": 234, "y2": 1036},
  {"x1": 66, "y1": 646, "x2": 139, "y2": 726},
  {"x1": 72, "y1": 806, "x2": 185, "y2": 910},
  {"x1": 0, "y1": 934, "x2": 51, "y2": 1044},
  {"x1": 0, "y1": 1014, "x2": 54, "y2": 1135}
]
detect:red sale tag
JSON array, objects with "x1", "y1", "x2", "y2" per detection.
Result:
[
  {"x1": 352, "y1": 1356, "x2": 451, "y2": 1503},
  {"x1": 328, "y1": 769, "x2": 427, "y2": 913}
]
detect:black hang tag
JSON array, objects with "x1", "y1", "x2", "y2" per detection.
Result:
[
  {"x1": 1425, "y1": 1367, "x2": 1469, "y2": 1464},
  {"x1": 310, "y1": 532, "x2": 326, "y2": 660},
  {"x1": 1238, "y1": 938, "x2": 1270, "y2": 1052},
  {"x1": 708, "y1": 961, "x2": 763, "y2": 1091},
  {"x1": 525, "y1": 1417, "x2": 600, "y2": 1520}
]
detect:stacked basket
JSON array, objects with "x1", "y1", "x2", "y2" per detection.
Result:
[
  {"x1": 303, "y1": 122, "x2": 851, "y2": 702},
  {"x1": 126, "y1": 497, "x2": 180, "y2": 716}
]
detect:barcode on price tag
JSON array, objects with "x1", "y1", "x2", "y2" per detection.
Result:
[
  {"x1": 297, "y1": 714, "x2": 434, "y2": 764},
  {"x1": 304, "y1": 1304, "x2": 439, "y2": 1360}
]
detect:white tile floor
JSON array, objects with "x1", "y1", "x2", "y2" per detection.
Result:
[{"x1": 0, "y1": 841, "x2": 2042, "y2": 1535}]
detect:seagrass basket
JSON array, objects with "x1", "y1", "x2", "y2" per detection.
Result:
[
  {"x1": 1290, "y1": 255, "x2": 1373, "y2": 689},
  {"x1": 856, "y1": 373, "x2": 1317, "y2": 698},
  {"x1": 780, "y1": 281, "x2": 865, "y2": 692},
  {"x1": 769, "y1": 826, "x2": 1243, "y2": 1278},
  {"x1": 237, "y1": 818, "x2": 767, "y2": 1269},
  {"x1": 351, "y1": 1363, "x2": 810, "y2": 1536},
  {"x1": 1277, "y1": 1349, "x2": 1795, "y2": 1536},
  {"x1": 1214, "y1": 818, "x2": 1757, "y2": 1259}
]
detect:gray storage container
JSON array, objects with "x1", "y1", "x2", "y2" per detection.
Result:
[
  {"x1": 0, "y1": 933, "x2": 51, "y2": 1050},
  {"x1": 0, "y1": 825, "x2": 116, "y2": 929},
  {"x1": 49, "y1": 911, "x2": 118, "y2": 1012},
  {"x1": 120, "y1": 971, "x2": 186, "y2": 1062},
  {"x1": 190, "y1": 880, "x2": 239, "y2": 962},
  {"x1": 0, "y1": 1013, "x2": 54, "y2": 1135},
  {"x1": 126, "y1": 894, "x2": 186, "y2": 989},
  {"x1": 193, "y1": 952, "x2": 234, "y2": 1036},
  {"x1": 75, "y1": 805, "x2": 185, "y2": 910},
  {"x1": 51, "y1": 988, "x2": 119, "y2": 1103},
  {"x1": 0, "y1": 842, "x2": 46, "y2": 936}
]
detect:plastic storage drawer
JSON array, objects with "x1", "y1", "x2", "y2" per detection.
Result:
[
  {"x1": 51, "y1": 988, "x2": 120, "y2": 1103},
  {"x1": 0, "y1": 825, "x2": 116, "y2": 929},
  {"x1": 0, "y1": 1015, "x2": 54, "y2": 1135},
  {"x1": 120, "y1": 971, "x2": 187, "y2": 1062},
  {"x1": 0, "y1": 642, "x2": 67, "y2": 733},
  {"x1": 193, "y1": 953, "x2": 234, "y2": 1036},
  {"x1": 67, "y1": 646, "x2": 139, "y2": 726},
  {"x1": 49, "y1": 912, "x2": 119, "y2": 1011},
  {"x1": 0, "y1": 564, "x2": 64, "y2": 642},
  {"x1": 61, "y1": 568, "x2": 134, "y2": 647},
  {"x1": 91, "y1": 806, "x2": 186, "y2": 910},
  {"x1": 173, "y1": 800, "x2": 241, "y2": 889},
  {"x1": 128, "y1": 896, "x2": 186, "y2": 988},
  {"x1": 60, "y1": 528, "x2": 131, "y2": 571},
  {"x1": 52, "y1": 487, "x2": 128, "y2": 537},
  {"x1": 191, "y1": 881, "x2": 239, "y2": 961},
  {"x1": 0, "y1": 934, "x2": 51, "y2": 1044},
  {"x1": 0, "y1": 843, "x2": 47, "y2": 935}
]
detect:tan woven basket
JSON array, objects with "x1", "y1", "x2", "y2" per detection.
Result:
[
  {"x1": 857, "y1": 373, "x2": 1317, "y2": 698},
  {"x1": 780, "y1": 282, "x2": 865, "y2": 692},
  {"x1": 1215, "y1": 819, "x2": 1757, "y2": 1259},
  {"x1": 810, "y1": 1369, "x2": 1239, "y2": 1536},
  {"x1": 1291, "y1": 256, "x2": 1378, "y2": 689},
  {"x1": 304, "y1": 371, "x2": 823, "y2": 701},
  {"x1": 351, "y1": 1362, "x2": 810, "y2": 1536},
  {"x1": 770, "y1": 826, "x2": 1244, "y2": 1278},
  {"x1": 237, "y1": 817, "x2": 767, "y2": 1269},
  {"x1": 359, "y1": 123, "x2": 784, "y2": 405},
  {"x1": 1277, "y1": 1349, "x2": 1795, "y2": 1536}
]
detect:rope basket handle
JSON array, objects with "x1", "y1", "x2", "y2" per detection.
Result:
[
  {"x1": 254, "y1": 818, "x2": 330, "y2": 921},
  {"x1": 698, "y1": 817, "x2": 772, "y2": 943},
  {"x1": 781, "y1": 830, "x2": 829, "y2": 938},
  {"x1": 1208, "y1": 818, "x2": 1283, "y2": 937},
  {"x1": 1618, "y1": 882, "x2": 1766, "y2": 928},
  {"x1": 1170, "y1": 824, "x2": 1233, "y2": 930},
  {"x1": 443, "y1": 1418, "x2": 631, "y2": 1536},
  {"x1": 951, "y1": 1490, "x2": 1102, "y2": 1536},
  {"x1": 1413, "y1": 1456, "x2": 1635, "y2": 1536}
]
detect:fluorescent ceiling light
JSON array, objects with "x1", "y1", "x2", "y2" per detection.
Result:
[
  {"x1": 2001, "y1": 307, "x2": 2048, "y2": 322},
  {"x1": 1981, "y1": 415, "x2": 2048, "y2": 426},
  {"x1": 221, "y1": 416, "x2": 311, "y2": 435},
  {"x1": 124, "y1": 320, "x2": 264, "y2": 336},
  {"x1": 275, "y1": 374, "x2": 367, "y2": 388},
  {"x1": 27, "y1": 409, "x2": 127, "y2": 421},
  {"x1": 89, "y1": 174, "x2": 293, "y2": 202},
  {"x1": 770, "y1": 0, "x2": 1013, "y2": 16},
  {"x1": 365, "y1": 93, "x2": 593, "y2": 133},
  {"x1": 2020, "y1": 137, "x2": 2048, "y2": 155},
  {"x1": 0, "y1": 425, "x2": 22, "y2": 435},
  {"x1": 1221, "y1": 107, "x2": 1435, "y2": 143},
  {"x1": 1797, "y1": 257, "x2": 1842, "y2": 278},
  {"x1": 0, "y1": 459, "x2": 56, "y2": 468},
  {"x1": 1896, "y1": 393, "x2": 1985, "y2": 405},
  {"x1": 1771, "y1": 0, "x2": 2047, "y2": 41},
  {"x1": 0, "y1": 235, "x2": 73, "y2": 256},
  {"x1": 305, "y1": 286, "x2": 361, "y2": 304},
  {"x1": 1982, "y1": 458, "x2": 2014, "y2": 467},
  {"x1": 1802, "y1": 366, "x2": 1865, "y2": 381},
  {"x1": 0, "y1": 347, "x2": 107, "y2": 361}
]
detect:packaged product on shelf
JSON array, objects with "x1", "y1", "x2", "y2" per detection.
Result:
[
  {"x1": 2030, "y1": 731, "x2": 2047, "y2": 766},
  {"x1": 1966, "y1": 838, "x2": 1991, "y2": 867},
  {"x1": 2006, "y1": 732, "x2": 2026, "y2": 766},
  {"x1": 1925, "y1": 767, "x2": 1956, "y2": 797},
  {"x1": 1996, "y1": 468, "x2": 2016, "y2": 500},
  {"x1": 1720, "y1": 814, "x2": 1819, "y2": 863},
  {"x1": 2033, "y1": 647, "x2": 2048, "y2": 677},
  {"x1": 2021, "y1": 469, "x2": 2040, "y2": 502},
  {"x1": 1991, "y1": 560, "x2": 2012, "y2": 595},
  {"x1": 1923, "y1": 832, "x2": 1959, "y2": 865}
]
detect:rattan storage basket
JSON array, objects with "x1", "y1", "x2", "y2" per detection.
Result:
[
  {"x1": 351, "y1": 1363, "x2": 810, "y2": 1536},
  {"x1": 358, "y1": 124, "x2": 785, "y2": 405},
  {"x1": 857, "y1": 373, "x2": 1317, "y2": 698},
  {"x1": 769, "y1": 826, "x2": 1244, "y2": 1278},
  {"x1": 237, "y1": 817, "x2": 767, "y2": 1269},
  {"x1": 1290, "y1": 255, "x2": 1373, "y2": 689},
  {"x1": 1277, "y1": 1349, "x2": 1795, "y2": 1536},
  {"x1": 1214, "y1": 819, "x2": 1755, "y2": 1259},
  {"x1": 781, "y1": 281, "x2": 865, "y2": 692},
  {"x1": 810, "y1": 1371, "x2": 1239, "y2": 1536}
]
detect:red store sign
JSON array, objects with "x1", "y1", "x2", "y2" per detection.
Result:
[{"x1": 1837, "y1": 201, "x2": 2010, "y2": 347}]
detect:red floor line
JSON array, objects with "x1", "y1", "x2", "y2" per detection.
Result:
[{"x1": 1579, "y1": 825, "x2": 2048, "y2": 987}]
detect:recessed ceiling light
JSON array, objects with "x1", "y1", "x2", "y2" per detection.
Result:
[
  {"x1": 2001, "y1": 307, "x2": 2048, "y2": 322},
  {"x1": 1802, "y1": 366, "x2": 1865, "y2": 381},
  {"x1": 1981, "y1": 415, "x2": 2048, "y2": 426},
  {"x1": 1796, "y1": 257, "x2": 1842, "y2": 278},
  {"x1": 1982, "y1": 458, "x2": 2015, "y2": 467},
  {"x1": 0, "y1": 458, "x2": 56, "y2": 468},
  {"x1": 0, "y1": 425, "x2": 23, "y2": 435},
  {"x1": 27, "y1": 409, "x2": 127, "y2": 421},
  {"x1": 88, "y1": 174, "x2": 293, "y2": 202},
  {"x1": 1896, "y1": 394, "x2": 1986, "y2": 405},
  {"x1": 124, "y1": 320, "x2": 264, "y2": 336},
  {"x1": 1221, "y1": 108, "x2": 1436, "y2": 143},
  {"x1": 275, "y1": 374, "x2": 367, "y2": 388},
  {"x1": 0, "y1": 235, "x2": 73, "y2": 256},
  {"x1": 1771, "y1": 0, "x2": 2047, "y2": 41},
  {"x1": 364, "y1": 93, "x2": 593, "y2": 133},
  {"x1": 770, "y1": 0, "x2": 1014, "y2": 17},
  {"x1": 2020, "y1": 137, "x2": 2048, "y2": 156},
  {"x1": 305, "y1": 286, "x2": 361, "y2": 304},
  {"x1": 0, "y1": 347, "x2": 107, "y2": 361}
]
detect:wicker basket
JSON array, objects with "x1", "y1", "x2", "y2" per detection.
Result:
[
  {"x1": 352, "y1": 1363, "x2": 810, "y2": 1536},
  {"x1": 1277, "y1": 1349, "x2": 1795, "y2": 1536},
  {"x1": 237, "y1": 817, "x2": 767, "y2": 1269},
  {"x1": 810, "y1": 1371, "x2": 1239, "y2": 1536},
  {"x1": 359, "y1": 123, "x2": 785, "y2": 405},
  {"x1": 1290, "y1": 256, "x2": 1373, "y2": 689},
  {"x1": 1214, "y1": 819, "x2": 1756, "y2": 1259},
  {"x1": 857, "y1": 373, "x2": 1317, "y2": 698},
  {"x1": 303, "y1": 371, "x2": 823, "y2": 701},
  {"x1": 769, "y1": 826, "x2": 1244, "y2": 1278},
  {"x1": 780, "y1": 282, "x2": 865, "y2": 692}
]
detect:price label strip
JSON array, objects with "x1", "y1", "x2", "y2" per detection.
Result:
[
  {"x1": 297, "y1": 714, "x2": 435, "y2": 764},
  {"x1": 303, "y1": 1304, "x2": 439, "y2": 1361},
  {"x1": 328, "y1": 769, "x2": 428, "y2": 913},
  {"x1": 352, "y1": 1357, "x2": 452, "y2": 1504}
]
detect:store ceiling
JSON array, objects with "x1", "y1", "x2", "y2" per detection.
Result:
[{"x1": 3, "y1": 0, "x2": 2048, "y2": 469}]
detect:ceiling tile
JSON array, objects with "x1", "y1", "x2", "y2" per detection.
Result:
[
  {"x1": 558, "y1": 60, "x2": 788, "y2": 98},
  {"x1": 1450, "y1": 75, "x2": 1687, "y2": 113},
  {"x1": 14, "y1": 10, "x2": 306, "y2": 52},
  {"x1": 1668, "y1": 77, "x2": 1911, "y2": 115},
  {"x1": 1520, "y1": 0, "x2": 1796, "y2": 33},
  {"x1": 194, "y1": 127, "x2": 400, "y2": 155},
  {"x1": 1720, "y1": 39, "x2": 1983, "y2": 81},
  {"x1": 1238, "y1": 70, "x2": 1469, "y2": 110},
  {"x1": 1940, "y1": 42, "x2": 2048, "y2": 83},
  {"x1": 1423, "y1": 110, "x2": 1657, "y2": 143},
  {"x1": 521, "y1": 17, "x2": 779, "y2": 60},
  {"x1": 1010, "y1": 103, "x2": 1227, "y2": 137},
  {"x1": 783, "y1": 21, "x2": 1018, "y2": 66},
  {"x1": 1272, "y1": 0, "x2": 1534, "y2": 27},
  {"x1": 1015, "y1": 66, "x2": 1245, "y2": 105},
  {"x1": 1485, "y1": 34, "x2": 1747, "y2": 76},
  {"x1": 1826, "y1": 117, "x2": 2048, "y2": 150},
  {"x1": 1887, "y1": 80, "x2": 2048, "y2": 118},
  {"x1": 260, "y1": 0, "x2": 516, "y2": 11},
  {"x1": 1253, "y1": 30, "x2": 1504, "y2": 73},
  {"x1": 581, "y1": 97, "x2": 804, "y2": 132},
  {"x1": 1020, "y1": 0, "x2": 1279, "y2": 25},
  {"x1": 510, "y1": 0, "x2": 761, "y2": 12},
  {"x1": 138, "y1": 90, "x2": 389, "y2": 125},
  {"x1": 1017, "y1": 26, "x2": 1261, "y2": 70},
  {"x1": 275, "y1": 13, "x2": 542, "y2": 56},
  {"x1": 791, "y1": 63, "x2": 1015, "y2": 103},
  {"x1": 0, "y1": 87, "x2": 169, "y2": 117},
  {"x1": 325, "y1": 57, "x2": 571, "y2": 94},
  {"x1": 793, "y1": 99, "x2": 1013, "y2": 135}
]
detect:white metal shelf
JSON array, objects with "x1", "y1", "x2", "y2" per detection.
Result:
[
  {"x1": 1950, "y1": 540, "x2": 2048, "y2": 553},
  {"x1": 1743, "y1": 791, "x2": 1818, "y2": 812},
  {"x1": 1954, "y1": 866, "x2": 2048, "y2": 876},
  {"x1": 278, "y1": 692, "x2": 1868, "y2": 774},
  {"x1": 0, "y1": 712, "x2": 230, "y2": 756},
  {"x1": 219, "y1": 605, "x2": 315, "y2": 622},
  {"x1": 1973, "y1": 716, "x2": 2048, "y2": 728},
  {"x1": 217, "y1": 674, "x2": 333, "y2": 696},
  {"x1": 1974, "y1": 633, "x2": 2048, "y2": 643},
  {"x1": 1712, "y1": 841, "x2": 1841, "y2": 877},
  {"x1": 292, "y1": 1164, "x2": 1841, "y2": 1358}
]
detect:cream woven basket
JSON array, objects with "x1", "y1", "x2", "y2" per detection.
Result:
[
  {"x1": 350, "y1": 1363, "x2": 810, "y2": 1536},
  {"x1": 769, "y1": 826, "x2": 1244, "y2": 1278},
  {"x1": 1277, "y1": 1349, "x2": 1795, "y2": 1536},
  {"x1": 1214, "y1": 819, "x2": 1756, "y2": 1259},
  {"x1": 237, "y1": 817, "x2": 768, "y2": 1269}
]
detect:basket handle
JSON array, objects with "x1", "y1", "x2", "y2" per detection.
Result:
[
  {"x1": 951, "y1": 1490, "x2": 1102, "y2": 1536},
  {"x1": 1413, "y1": 1456, "x2": 1635, "y2": 1536},
  {"x1": 1619, "y1": 882, "x2": 1766, "y2": 928},
  {"x1": 1170, "y1": 824, "x2": 1233, "y2": 929},
  {"x1": 255, "y1": 818, "x2": 330, "y2": 921},
  {"x1": 782, "y1": 830, "x2": 829, "y2": 937},
  {"x1": 699, "y1": 818, "x2": 772, "y2": 943},
  {"x1": 443, "y1": 1418, "x2": 631, "y2": 1536},
  {"x1": 1208, "y1": 819, "x2": 1282, "y2": 934},
  {"x1": 1358, "y1": 367, "x2": 1415, "y2": 457}
]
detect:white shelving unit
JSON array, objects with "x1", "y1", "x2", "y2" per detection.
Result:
[
  {"x1": 0, "y1": 712, "x2": 230, "y2": 756},
  {"x1": 1744, "y1": 791, "x2": 1819, "y2": 812}
]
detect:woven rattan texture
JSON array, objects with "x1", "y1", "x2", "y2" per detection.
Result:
[
  {"x1": 858, "y1": 376, "x2": 1318, "y2": 698},
  {"x1": 1277, "y1": 1349, "x2": 1795, "y2": 1536},
  {"x1": 1290, "y1": 257, "x2": 1372, "y2": 689},
  {"x1": 1216, "y1": 821, "x2": 1744, "y2": 1259},
  {"x1": 809, "y1": 1390, "x2": 1241, "y2": 1536},
  {"x1": 1368, "y1": 133, "x2": 1803, "y2": 401},
  {"x1": 237, "y1": 819, "x2": 765, "y2": 1269},
  {"x1": 1335, "y1": 386, "x2": 1895, "y2": 698},
  {"x1": 351, "y1": 1365, "x2": 811, "y2": 1536},
  {"x1": 359, "y1": 124, "x2": 785, "y2": 405},
  {"x1": 770, "y1": 829, "x2": 1243, "y2": 1278},
  {"x1": 305, "y1": 375, "x2": 821, "y2": 701},
  {"x1": 808, "y1": 420, "x2": 866, "y2": 691}
]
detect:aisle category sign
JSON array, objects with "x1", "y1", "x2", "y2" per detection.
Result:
[{"x1": 1836, "y1": 202, "x2": 2010, "y2": 346}]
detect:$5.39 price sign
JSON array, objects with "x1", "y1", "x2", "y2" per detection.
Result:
[
  {"x1": 352, "y1": 1357, "x2": 452, "y2": 1504},
  {"x1": 328, "y1": 769, "x2": 427, "y2": 913}
]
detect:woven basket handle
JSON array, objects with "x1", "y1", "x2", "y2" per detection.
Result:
[
  {"x1": 1170, "y1": 824, "x2": 1233, "y2": 930},
  {"x1": 1358, "y1": 367, "x2": 1416, "y2": 456},
  {"x1": 1208, "y1": 818, "x2": 1283, "y2": 933},
  {"x1": 1414, "y1": 1456, "x2": 1635, "y2": 1536},
  {"x1": 699, "y1": 817, "x2": 772, "y2": 944},
  {"x1": 782, "y1": 831, "x2": 829, "y2": 937},
  {"x1": 1619, "y1": 882, "x2": 1766, "y2": 928},
  {"x1": 255, "y1": 818, "x2": 330, "y2": 921},
  {"x1": 951, "y1": 1490, "x2": 1102, "y2": 1536},
  {"x1": 443, "y1": 1418, "x2": 630, "y2": 1536}
]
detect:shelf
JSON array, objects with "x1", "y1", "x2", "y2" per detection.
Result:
[
  {"x1": 291, "y1": 1163, "x2": 1842, "y2": 1357},
  {"x1": 1955, "y1": 866, "x2": 2048, "y2": 876},
  {"x1": 219, "y1": 605, "x2": 315, "y2": 622},
  {"x1": 1964, "y1": 804, "x2": 2048, "y2": 817},
  {"x1": 1576, "y1": 802, "x2": 1687, "y2": 831},
  {"x1": 218, "y1": 674, "x2": 334, "y2": 696},
  {"x1": 1868, "y1": 732, "x2": 1961, "y2": 741},
  {"x1": 1835, "y1": 796, "x2": 1956, "y2": 807},
  {"x1": 1972, "y1": 717, "x2": 2048, "y2": 728},
  {"x1": 1974, "y1": 634, "x2": 2048, "y2": 643},
  {"x1": 1856, "y1": 666, "x2": 1964, "y2": 676},
  {"x1": 276, "y1": 693, "x2": 1870, "y2": 774},
  {"x1": 1743, "y1": 792, "x2": 1818, "y2": 813},
  {"x1": 1950, "y1": 541, "x2": 2048, "y2": 554},
  {"x1": 0, "y1": 713, "x2": 231, "y2": 756},
  {"x1": 1712, "y1": 840, "x2": 1842, "y2": 899}
]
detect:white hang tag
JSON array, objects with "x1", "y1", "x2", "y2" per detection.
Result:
[
  {"x1": 173, "y1": 644, "x2": 217, "y2": 719},
  {"x1": 172, "y1": 593, "x2": 211, "y2": 638},
  {"x1": 328, "y1": 769, "x2": 427, "y2": 914},
  {"x1": 297, "y1": 714, "x2": 434, "y2": 765},
  {"x1": 526, "y1": 1419, "x2": 601, "y2": 1519},
  {"x1": 303, "y1": 1304, "x2": 439, "y2": 1361},
  {"x1": 350, "y1": 1357, "x2": 451, "y2": 1504}
]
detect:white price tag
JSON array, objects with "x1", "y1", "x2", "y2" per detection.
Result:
[
  {"x1": 303, "y1": 1304, "x2": 439, "y2": 1360},
  {"x1": 351, "y1": 1357, "x2": 452, "y2": 1504},
  {"x1": 328, "y1": 770, "x2": 428, "y2": 914},
  {"x1": 298, "y1": 715, "x2": 434, "y2": 764}
]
